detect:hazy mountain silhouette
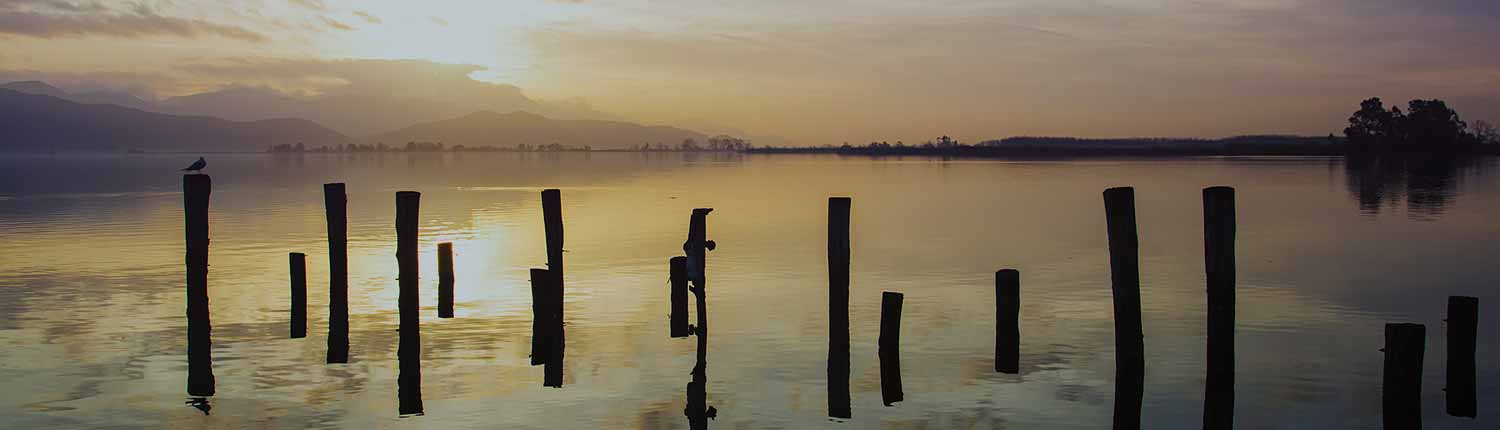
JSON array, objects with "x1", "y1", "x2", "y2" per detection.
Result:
[
  {"x1": 365, "y1": 110, "x2": 709, "y2": 149},
  {"x1": 157, "y1": 84, "x2": 612, "y2": 137},
  {"x1": 1, "y1": 81, "x2": 69, "y2": 98},
  {"x1": 1, "y1": 80, "x2": 156, "y2": 111},
  {"x1": 0, "y1": 88, "x2": 351, "y2": 151}
]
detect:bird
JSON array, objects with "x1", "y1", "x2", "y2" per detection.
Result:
[{"x1": 182, "y1": 157, "x2": 206, "y2": 174}]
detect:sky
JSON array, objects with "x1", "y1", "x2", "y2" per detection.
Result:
[{"x1": 1, "y1": 0, "x2": 1498, "y2": 144}]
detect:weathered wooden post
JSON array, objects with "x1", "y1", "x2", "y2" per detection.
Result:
[
  {"x1": 1203, "y1": 186, "x2": 1235, "y2": 430},
  {"x1": 828, "y1": 197, "x2": 852, "y2": 419},
  {"x1": 879, "y1": 291, "x2": 904, "y2": 406},
  {"x1": 1103, "y1": 187, "x2": 1143, "y2": 430},
  {"x1": 683, "y1": 208, "x2": 716, "y2": 429},
  {"x1": 324, "y1": 183, "x2": 350, "y2": 363},
  {"x1": 438, "y1": 242, "x2": 454, "y2": 318},
  {"x1": 670, "y1": 256, "x2": 691, "y2": 338},
  {"x1": 1446, "y1": 296, "x2": 1477, "y2": 418},
  {"x1": 1383, "y1": 323, "x2": 1425, "y2": 429},
  {"x1": 290, "y1": 252, "x2": 307, "y2": 339},
  {"x1": 542, "y1": 189, "x2": 564, "y2": 315},
  {"x1": 184, "y1": 174, "x2": 215, "y2": 397},
  {"x1": 396, "y1": 191, "x2": 424, "y2": 415},
  {"x1": 996, "y1": 269, "x2": 1020, "y2": 374}
]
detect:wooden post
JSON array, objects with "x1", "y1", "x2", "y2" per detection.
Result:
[
  {"x1": 1446, "y1": 296, "x2": 1478, "y2": 418},
  {"x1": 438, "y1": 242, "x2": 454, "y2": 318},
  {"x1": 183, "y1": 174, "x2": 215, "y2": 397},
  {"x1": 828, "y1": 197, "x2": 852, "y2": 419},
  {"x1": 1383, "y1": 323, "x2": 1425, "y2": 429},
  {"x1": 1203, "y1": 186, "x2": 1235, "y2": 430},
  {"x1": 683, "y1": 209, "x2": 715, "y2": 428},
  {"x1": 396, "y1": 191, "x2": 423, "y2": 415},
  {"x1": 290, "y1": 252, "x2": 307, "y2": 339},
  {"x1": 542, "y1": 189, "x2": 564, "y2": 316},
  {"x1": 879, "y1": 291, "x2": 904, "y2": 406},
  {"x1": 670, "y1": 256, "x2": 691, "y2": 338},
  {"x1": 539, "y1": 189, "x2": 565, "y2": 387},
  {"x1": 1104, "y1": 187, "x2": 1143, "y2": 430},
  {"x1": 996, "y1": 269, "x2": 1020, "y2": 374},
  {"x1": 324, "y1": 183, "x2": 349, "y2": 364}
]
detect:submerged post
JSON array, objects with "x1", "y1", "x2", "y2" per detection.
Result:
[
  {"x1": 670, "y1": 256, "x2": 691, "y2": 338},
  {"x1": 290, "y1": 252, "x2": 307, "y2": 339},
  {"x1": 438, "y1": 242, "x2": 454, "y2": 318},
  {"x1": 1203, "y1": 186, "x2": 1235, "y2": 430},
  {"x1": 828, "y1": 197, "x2": 852, "y2": 419},
  {"x1": 184, "y1": 174, "x2": 215, "y2": 397},
  {"x1": 996, "y1": 269, "x2": 1020, "y2": 374},
  {"x1": 1383, "y1": 323, "x2": 1425, "y2": 429},
  {"x1": 879, "y1": 291, "x2": 904, "y2": 406},
  {"x1": 396, "y1": 191, "x2": 423, "y2": 415},
  {"x1": 324, "y1": 183, "x2": 349, "y2": 364},
  {"x1": 1104, "y1": 187, "x2": 1143, "y2": 430},
  {"x1": 1446, "y1": 296, "x2": 1478, "y2": 418}
]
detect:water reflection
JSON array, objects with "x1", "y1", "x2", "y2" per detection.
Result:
[
  {"x1": 1, "y1": 153, "x2": 1498, "y2": 429},
  {"x1": 1342, "y1": 154, "x2": 1492, "y2": 219}
]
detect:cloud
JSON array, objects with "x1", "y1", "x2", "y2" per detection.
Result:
[
  {"x1": 287, "y1": 0, "x2": 326, "y2": 11},
  {"x1": 318, "y1": 15, "x2": 352, "y2": 31},
  {"x1": 352, "y1": 10, "x2": 381, "y2": 24},
  {"x1": 428, "y1": 16, "x2": 447, "y2": 27},
  {"x1": 0, "y1": 1, "x2": 267, "y2": 43}
]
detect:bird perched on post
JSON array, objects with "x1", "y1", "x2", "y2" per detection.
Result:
[{"x1": 182, "y1": 157, "x2": 206, "y2": 174}]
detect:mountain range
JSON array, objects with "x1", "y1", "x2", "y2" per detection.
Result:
[{"x1": 0, "y1": 80, "x2": 715, "y2": 152}]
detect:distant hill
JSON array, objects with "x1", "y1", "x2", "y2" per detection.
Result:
[
  {"x1": 0, "y1": 88, "x2": 352, "y2": 152},
  {"x1": 1, "y1": 81, "x2": 69, "y2": 98},
  {"x1": 365, "y1": 110, "x2": 709, "y2": 149},
  {"x1": 1, "y1": 80, "x2": 155, "y2": 110}
]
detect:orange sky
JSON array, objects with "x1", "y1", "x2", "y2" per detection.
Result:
[{"x1": 2, "y1": 0, "x2": 1497, "y2": 144}]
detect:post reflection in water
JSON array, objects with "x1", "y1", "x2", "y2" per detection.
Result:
[{"x1": 1, "y1": 152, "x2": 1498, "y2": 429}]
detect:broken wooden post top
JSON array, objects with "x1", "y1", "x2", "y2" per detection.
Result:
[
  {"x1": 996, "y1": 269, "x2": 1019, "y2": 281},
  {"x1": 183, "y1": 174, "x2": 211, "y2": 193}
]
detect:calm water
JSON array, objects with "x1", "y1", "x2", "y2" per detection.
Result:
[{"x1": 0, "y1": 153, "x2": 1495, "y2": 429}]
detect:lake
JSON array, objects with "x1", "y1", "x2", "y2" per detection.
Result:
[{"x1": 0, "y1": 152, "x2": 1495, "y2": 429}]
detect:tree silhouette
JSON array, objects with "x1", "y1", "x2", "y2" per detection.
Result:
[
  {"x1": 1345, "y1": 97, "x2": 1476, "y2": 154},
  {"x1": 1344, "y1": 97, "x2": 1404, "y2": 151}
]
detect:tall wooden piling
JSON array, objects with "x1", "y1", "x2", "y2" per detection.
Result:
[
  {"x1": 290, "y1": 252, "x2": 307, "y2": 339},
  {"x1": 183, "y1": 174, "x2": 215, "y2": 397},
  {"x1": 1103, "y1": 187, "x2": 1143, "y2": 430},
  {"x1": 670, "y1": 256, "x2": 691, "y2": 338},
  {"x1": 396, "y1": 191, "x2": 424, "y2": 415},
  {"x1": 542, "y1": 189, "x2": 564, "y2": 316},
  {"x1": 828, "y1": 197, "x2": 852, "y2": 419},
  {"x1": 1203, "y1": 186, "x2": 1235, "y2": 430},
  {"x1": 324, "y1": 183, "x2": 349, "y2": 363},
  {"x1": 996, "y1": 269, "x2": 1020, "y2": 374},
  {"x1": 438, "y1": 242, "x2": 454, "y2": 318},
  {"x1": 683, "y1": 208, "x2": 715, "y2": 429},
  {"x1": 1446, "y1": 296, "x2": 1478, "y2": 418},
  {"x1": 1383, "y1": 323, "x2": 1425, "y2": 429},
  {"x1": 880, "y1": 291, "x2": 904, "y2": 406}
]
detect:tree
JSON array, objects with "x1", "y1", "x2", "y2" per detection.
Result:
[
  {"x1": 1344, "y1": 97, "x2": 1403, "y2": 151},
  {"x1": 1401, "y1": 99, "x2": 1468, "y2": 151},
  {"x1": 1474, "y1": 120, "x2": 1497, "y2": 145}
]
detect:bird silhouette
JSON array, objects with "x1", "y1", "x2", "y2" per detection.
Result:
[{"x1": 182, "y1": 157, "x2": 206, "y2": 174}]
